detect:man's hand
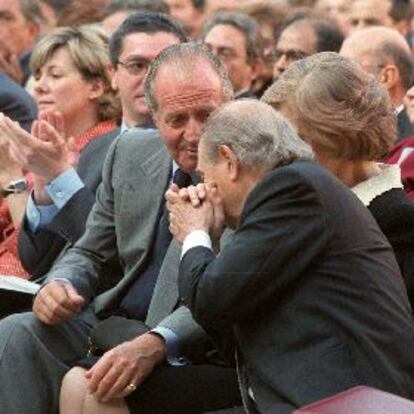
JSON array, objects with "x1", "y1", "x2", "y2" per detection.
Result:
[
  {"x1": 85, "y1": 332, "x2": 167, "y2": 402},
  {"x1": 0, "y1": 112, "x2": 73, "y2": 182},
  {"x1": 0, "y1": 129, "x2": 24, "y2": 185},
  {"x1": 205, "y1": 183, "x2": 226, "y2": 250},
  {"x1": 33, "y1": 280, "x2": 85, "y2": 325},
  {"x1": 166, "y1": 184, "x2": 215, "y2": 243},
  {"x1": 166, "y1": 183, "x2": 225, "y2": 246}
]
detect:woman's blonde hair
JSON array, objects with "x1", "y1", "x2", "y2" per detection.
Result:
[
  {"x1": 31, "y1": 26, "x2": 121, "y2": 123},
  {"x1": 263, "y1": 52, "x2": 396, "y2": 161}
]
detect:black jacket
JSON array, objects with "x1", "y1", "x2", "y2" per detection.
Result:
[{"x1": 180, "y1": 159, "x2": 414, "y2": 413}]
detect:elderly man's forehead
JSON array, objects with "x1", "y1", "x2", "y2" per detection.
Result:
[
  {"x1": 154, "y1": 58, "x2": 224, "y2": 93},
  {"x1": 340, "y1": 26, "x2": 411, "y2": 61}
]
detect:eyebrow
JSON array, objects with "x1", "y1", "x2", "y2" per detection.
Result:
[
  {"x1": 0, "y1": 11, "x2": 14, "y2": 19},
  {"x1": 120, "y1": 54, "x2": 148, "y2": 61},
  {"x1": 44, "y1": 64, "x2": 63, "y2": 71}
]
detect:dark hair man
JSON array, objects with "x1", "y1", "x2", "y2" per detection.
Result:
[
  {"x1": 202, "y1": 11, "x2": 263, "y2": 98},
  {"x1": 273, "y1": 16, "x2": 344, "y2": 80}
]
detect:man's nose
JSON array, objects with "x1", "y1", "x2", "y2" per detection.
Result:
[
  {"x1": 273, "y1": 55, "x2": 287, "y2": 78},
  {"x1": 184, "y1": 118, "x2": 203, "y2": 143}
]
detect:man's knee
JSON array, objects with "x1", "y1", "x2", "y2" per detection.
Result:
[{"x1": 0, "y1": 312, "x2": 40, "y2": 354}]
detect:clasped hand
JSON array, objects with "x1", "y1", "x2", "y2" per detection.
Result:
[{"x1": 166, "y1": 182, "x2": 225, "y2": 246}]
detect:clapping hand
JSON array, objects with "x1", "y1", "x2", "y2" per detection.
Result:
[{"x1": 0, "y1": 111, "x2": 77, "y2": 181}]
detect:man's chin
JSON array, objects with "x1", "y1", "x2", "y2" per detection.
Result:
[{"x1": 176, "y1": 157, "x2": 198, "y2": 174}]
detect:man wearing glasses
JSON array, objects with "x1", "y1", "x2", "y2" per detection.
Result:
[{"x1": 273, "y1": 16, "x2": 344, "y2": 81}]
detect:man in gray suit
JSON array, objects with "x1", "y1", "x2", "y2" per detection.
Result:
[{"x1": 0, "y1": 43, "x2": 241, "y2": 413}]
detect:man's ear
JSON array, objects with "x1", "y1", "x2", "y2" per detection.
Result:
[
  {"x1": 108, "y1": 64, "x2": 118, "y2": 91},
  {"x1": 249, "y1": 57, "x2": 264, "y2": 83},
  {"x1": 218, "y1": 144, "x2": 239, "y2": 180},
  {"x1": 379, "y1": 64, "x2": 398, "y2": 89},
  {"x1": 27, "y1": 21, "x2": 41, "y2": 46}
]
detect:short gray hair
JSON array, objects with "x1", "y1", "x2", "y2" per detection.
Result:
[
  {"x1": 200, "y1": 99, "x2": 313, "y2": 172},
  {"x1": 144, "y1": 42, "x2": 233, "y2": 113}
]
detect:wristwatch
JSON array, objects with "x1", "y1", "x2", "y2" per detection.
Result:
[{"x1": 0, "y1": 178, "x2": 28, "y2": 198}]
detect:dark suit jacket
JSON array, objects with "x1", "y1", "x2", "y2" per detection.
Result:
[
  {"x1": 0, "y1": 73, "x2": 37, "y2": 131},
  {"x1": 18, "y1": 128, "x2": 120, "y2": 278},
  {"x1": 180, "y1": 159, "x2": 414, "y2": 414}
]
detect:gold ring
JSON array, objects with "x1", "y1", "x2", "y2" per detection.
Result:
[{"x1": 125, "y1": 383, "x2": 137, "y2": 393}]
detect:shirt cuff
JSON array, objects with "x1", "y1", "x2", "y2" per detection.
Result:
[
  {"x1": 26, "y1": 193, "x2": 59, "y2": 232},
  {"x1": 151, "y1": 327, "x2": 188, "y2": 366},
  {"x1": 181, "y1": 230, "x2": 213, "y2": 259},
  {"x1": 46, "y1": 168, "x2": 84, "y2": 209}
]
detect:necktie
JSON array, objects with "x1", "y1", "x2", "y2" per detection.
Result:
[
  {"x1": 173, "y1": 168, "x2": 193, "y2": 189},
  {"x1": 119, "y1": 168, "x2": 192, "y2": 320}
]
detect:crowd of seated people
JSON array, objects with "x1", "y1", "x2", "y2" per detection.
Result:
[{"x1": 0, "y1": 1, "x2": 414, "y2": 413}]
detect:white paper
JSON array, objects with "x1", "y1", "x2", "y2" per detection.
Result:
[{"x1": 0, "y1": 275, "x2": 40, "y2": 295}]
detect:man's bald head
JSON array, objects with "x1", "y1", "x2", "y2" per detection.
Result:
[
  {"x1": 341, "y1": 26, "x2": 410, "y2": 58},
  {"x1": 340, "y1": 26, "x2": 413, "y2": 105}
]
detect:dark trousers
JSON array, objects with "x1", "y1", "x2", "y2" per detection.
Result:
[{"x1": 125, "y1": 364, "x2": 242, "y2": 414}]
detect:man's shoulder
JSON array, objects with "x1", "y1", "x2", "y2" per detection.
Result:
[
  {"x1": 81, "y1": 127, "x2": 121, "y2": 155},
  {"x1": 262, "y1": 159, "x2": 333, "y2": 189},
  {"x1": 109, "y1": 128, "x2": 171, "y2": 184},
  {"x1": 121, "y1": 127, "x2": 161, "y2": 144},
  {"x1": 250, "y1": 158, "x2": 353, "y2": 211},
  {"x1": 0, "y1": 74, "x2": 37, "y2": 124},
  {"x1": 114, "y1": 128, "x2": 166, "y2": 161}
]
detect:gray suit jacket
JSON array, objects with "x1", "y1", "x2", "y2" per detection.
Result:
[{"x1": 45, "y1": 129, "x2": 209, "y2": 361}]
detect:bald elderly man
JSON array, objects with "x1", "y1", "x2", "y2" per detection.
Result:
[{"x1": 340, "y1": 26, "x2": 414, "y2": 141}]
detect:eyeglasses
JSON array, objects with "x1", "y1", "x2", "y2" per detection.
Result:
[
  {"x1": 272, "y1": 48, "x2": 309, "y2": 63},
  {"x1": 117, "y1": 58, "x2": 150, "y2": 76}
]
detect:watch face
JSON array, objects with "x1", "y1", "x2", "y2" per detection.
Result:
[
  {"x1": 1, "y1": 178, "x2": 28, "y2": 197},
  {"x1": 11, "y1": 178, "x2": 28, "y2": 192}
]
